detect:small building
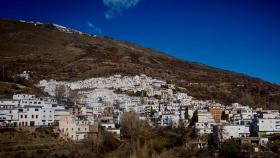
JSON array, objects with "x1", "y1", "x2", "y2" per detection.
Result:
[
  {"x1": 59, "y1": 115, "x2": 93, "y2": 141},
  {"x1": 195, "y1": 110, "x2": 219, "y2": 134},
  {"x1": 257, "y1": 118, "x2": 280, "y2": 136},
  {"x1": 209, "y1": 106, "x2": 222, "y2": 123},
  {"x1": 220, "y1": 125, "x2": 250, "y2": 140}
]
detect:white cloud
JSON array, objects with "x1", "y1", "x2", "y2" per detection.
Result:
[
  {"x1": 103, "y1": 0, "x2": 141, "y2": 19},
  {"x1": 87, "y1": 21, "x2": 102, "y2": 34}
]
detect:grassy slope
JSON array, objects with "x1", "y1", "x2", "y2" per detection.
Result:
[
  {"x1": 0, "y1": 127, "x2": 73, "y2": 158},
  {"x1": 0, "y1": 19, "x2": 280, "y2": 109}
]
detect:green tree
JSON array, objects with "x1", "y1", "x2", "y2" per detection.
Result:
[
  {"x1": 221, "y1": 111, "x2": 228, "y2": 120},
  {"x1": 189, "y1": 110, "x2": 198, "y2": 127},
  {"x1": 150, "y1": 107, "x2": 157, "y2": 117}
]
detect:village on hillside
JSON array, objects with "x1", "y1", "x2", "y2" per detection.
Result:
[{"x1": 0, "y1": 74, "x2": 280, "y2": 153}]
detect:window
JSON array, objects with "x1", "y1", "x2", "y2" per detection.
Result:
[
  {"x1": 36, "y1": 115, "x2": 38, "y2": 118},
  {"x1": 35, "y1": 109, "x2": 39, "y2": 111},
  {"x1": 32, "y1": 115, "x2": 34, "y2": 118},
  {"x1": 25, "y1": 115, "x2": 27, "y2": 118},
  {"x1": 21, "y1": 115, "x2": 23, "y2": 118}
]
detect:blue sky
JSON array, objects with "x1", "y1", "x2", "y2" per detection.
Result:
[{"x1": 0, "y1": 0, "x2": 280, "y2": 84}]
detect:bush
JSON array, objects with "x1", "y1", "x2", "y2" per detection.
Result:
[
  {"x1": 221, "y1": 140, "x2": 241, "y2": 158},
  {"x1": 36, "y1": 149, "x2": 44, "y2": 154},
  {"x1": 269, "y1": 140, "x2": 280, "y2": 154},
  {"x1": 150, "y1": 138, "x2": 168, "y2": 152},
  {"x1": 102, "y1": 132, "x2": 120, "y2": 152}
]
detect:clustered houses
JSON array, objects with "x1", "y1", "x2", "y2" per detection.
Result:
[
  {"x1": 195, "y1": 102, "x2": 280, "y2": 148},
  {"x1": 1, "y1": 74, "x2": 280, "y2": 146},
  {"x1": 0, "y1": 94, "x2": 57, "y2": 126},
  {"x1": 0, "y1": 93, "x2": 118, "y2": 141},
  {"x1": 37, "y1": 74, "x2": 280, "y2": 145}
]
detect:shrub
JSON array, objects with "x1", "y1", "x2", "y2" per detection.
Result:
[
  {"x1": 269, "y1": 140, "x2": 280, "y2": 154},
  {"x1": 221, "y1": 140, "x2": 241, "y2": 158}
]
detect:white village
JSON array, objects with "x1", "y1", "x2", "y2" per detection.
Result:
[{"x1": 0, "y1": 74, "x2": 279, "y2": 152}]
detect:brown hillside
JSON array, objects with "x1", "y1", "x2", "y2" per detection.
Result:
[{"x1": 0, "y1": 19, "x2": 280, "y2": 109}]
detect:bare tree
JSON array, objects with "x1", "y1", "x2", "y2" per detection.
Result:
[
  {"x1": 87, "y1": 127, "x2": 120, "y2": 157},
  {"x1": 121, "y1": 111, "x2": 149, "y2": 154},
  {"x1": 54, "y1": 85, "x2": 66, "y2": 101},
  {"x1": 87, "y1": 127, "x2": 103, "y2": 157},
  {"x1": 69, "y1": 90, "x2": 80, "y2": 104}
]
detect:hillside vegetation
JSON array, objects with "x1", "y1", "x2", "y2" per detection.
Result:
[
  {"x1": 0, "y1": 19, "x2": 280, "y2": 109},
  {"x1": 0, "y1": 127, "x2": 120, "y2": 158}
]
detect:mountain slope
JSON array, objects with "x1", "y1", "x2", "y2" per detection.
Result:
[{"x1": 0, "y1": 19, "x2": 280, "y2": 109}]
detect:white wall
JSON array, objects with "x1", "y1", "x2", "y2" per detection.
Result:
[
  {"x1": 258, "y1": 118, "x2": 280, "y2": 132},
  {"x1": 222, "y1": 125, "x2": 250, "y2": 140}
]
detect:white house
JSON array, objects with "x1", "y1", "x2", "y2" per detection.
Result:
[
  {"x1": 221, "y1": 125, "x2": 250, "y2": 140},
  {"x1": 0, "y1": 94, "x2": 57, "y2": 127},
  {"x1": 195, "y1": 110, "x2": 218, "y2": 134},
  {"x1": 100, "y1": 116, "x2": 120, "y2": 137},
  {"x1": 257, "y1": 118, "x2": 280, "y2": 135}
]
